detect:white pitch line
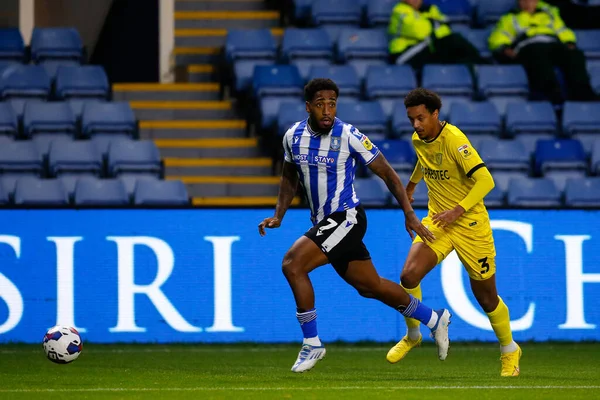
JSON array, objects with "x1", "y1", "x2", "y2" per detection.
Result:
[{"x1": 0, "y1": 386, "x2": 599, "y2": 393}]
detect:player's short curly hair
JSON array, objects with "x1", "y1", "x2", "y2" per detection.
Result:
[
  {"x1": 304, "y1": 78, "x2": 339, "y2": 102},
  {"x1": 404, "y1": 88, "x2": 442, "y2": 114}
]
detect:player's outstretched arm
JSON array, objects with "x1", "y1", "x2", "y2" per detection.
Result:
[
  {"x1": 367, "y1": 154, "x2": 434, "y2": 242},
  {"x1": 258, "y1": 161, "x2": 299, "y2": 236}
]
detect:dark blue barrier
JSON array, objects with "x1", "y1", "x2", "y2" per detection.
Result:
[{"x1": 0, "y1": 209, "x2": 598, "y2": 343}]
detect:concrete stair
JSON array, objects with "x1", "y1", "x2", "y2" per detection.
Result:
[{"x1": 113, "y1": 1, "x2": 301, "y2": 206}]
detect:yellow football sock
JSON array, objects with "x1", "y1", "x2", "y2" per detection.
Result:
[
  {"x1": 486, "y1": 296, "x2": 514, "y2": 346},
  {"x1": 402, "y1": 284, "x2": 422, "y2": 330}
]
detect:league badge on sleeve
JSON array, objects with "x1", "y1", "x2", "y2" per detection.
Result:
[
  {"x1": 457, "y1": 144, "x2": 473, "y2": 159},
  {"x1": 360, "y1": 136, "x2": 373, "y2": 151}
]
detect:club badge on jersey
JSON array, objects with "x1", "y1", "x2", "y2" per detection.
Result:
[{"x1": 457, "y1": 144, "x2": 473, "y2": 160}]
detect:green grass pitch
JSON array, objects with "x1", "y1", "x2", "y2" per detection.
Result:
[{"x1": 0, "y1": 342, "x2": 599, "y2": 399}]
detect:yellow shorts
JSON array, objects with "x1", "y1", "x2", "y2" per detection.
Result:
[{"x1": 413, "y1": 215, "x2": 497, "y2": 280}]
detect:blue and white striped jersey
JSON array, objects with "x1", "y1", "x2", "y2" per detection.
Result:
[{"x1": 283, "y1": 117, "x2": 380, "y2": 225}]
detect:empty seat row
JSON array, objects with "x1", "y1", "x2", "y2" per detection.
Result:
[
  {"x1": 274, "y1": 99, "x2": 600, "y2": 140},
  {"x1": 0, "y1": 139, "x2": 161, "y2": 178},
  {"x1": 355, "y1": 176, "x2": 600, "y2": 208},
  {"x1": 0, "y1": 176, "x2": 189, "y2": 206},
  {"x1": 0, "y1": 101, "x2": 136, "y2": 138},
  {"x1": 0, "y1": 64, "x2": 110, "y2": 101},
  {"x1": 0, "y1": 27, "x2": 84, "y2": 63}
]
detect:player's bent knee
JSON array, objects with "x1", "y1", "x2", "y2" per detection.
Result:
[
  {"x1": 400, "y1": 269, "x2": 421, "y2": 289},
  {"x1": 281, "y1": 251, "x2": 300, "y2": 279}
]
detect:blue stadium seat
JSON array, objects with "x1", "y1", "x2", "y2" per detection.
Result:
[
  {"x1": 337, "y1": 29, "x2": 388, "y2": 78},
  {"x1": 253, "y1": 65, "x2": 304, "y2": 98},
  {"x1": 30, "y1": 27, "x2": 84, "y2": 62},
  {"x1": 507, "y1": 178, "x2": 561, "y2": 207},
  {"x1": 281, "y1": 28, "x2": 332, "y2": 61},
  {"x1": 573, "y1": 133, "x2": 600, "y2": 158},
  {"x1": 311, "y1": 0, "x2": 362, "y2": 26},
  {"x1": 118, "y1": 174, "x2": 160, "y2": 199},
  {"x1": 55, "y1": 66, "x2": 109, "y2": 100},
  {"x1": 562, "y1": 102, "x2": 600, "y2": 136},
  {"x1": 367, "y1": 0, "x2": 397, "y2": 27},
  {"x1": 0, "y1": 102, "x2": 18, "y2": 137},
  {"x1": 492, "y1": 171, "x2": 529, "y2": 193},
  {"x1": 13, "y1": 177, "x2": 69, "y2": 205},
  {"x1": 505, "y1": 101, "x2": 557, "y2": 136},
  {"x1": 74, "y1": 178, "x2": 129, "y2": 206},
  {"x1": 476, "y1": 0, "x2": 514, "y2": 25},
  {"x1": 31, "y1": 134, "x2": 73, "y2": 159},
  {"x1": 365, "y1": 65, "x2": 417, "y2": 118},
  {"x1": 0, "y1": 178, "x2": 9, "y2": 204},
  {"x1": 545, "y1": 170, "x2": 586, "y2": 192},
  {"x1": 452, "y1": 28, "x2": 492, "y2": 59},
  {"x1": 225, "y1": 29, "x2": 277, "y2": 63},
  {"x1": 0, "y1": 28, "x2": 25, "y2": 61},
  {"x1": 81, "y1": 102, "x2": 137, "y2": 138},
  {"x1": 484, "y1": 185, "x2": 505, "y2": 207},
  {"x1": 535, "y1": 139, "x2": 587, "y2": 176},
  {"x1": 0, "y1": 141, "x2": 43, "y2": 175},
  {"x1": 422, "y1": 65, "x2": 473, "y2": 97},
  {"x1": 564, "y1": 178, "x2": 600, "y2": 207},
  {"x1": 67, "y1": 99, "x2": 106, "y2": 120},
  {"x1": 412, "y1": 181, "x2": 429, "y2": 207},
  {"x1": 107, "y1": 140, "x2": 161, "y2": 177},
  {"x1": 449, "y1": 101, "x2": 501, "y2": 135},
  {"x1": 427, "y1": 0, "x2": 471, "y2": 24},
  {"x1": 134, "y1": 180, "x2": 190, "y2": 206},
  {"x1": 39, "y1": 60, "x2": 80, "y2": 80},
  {"x1": 477, "y1": 65, "x2": 529, "y2": 99},
  {"x1": 233, "y1": 59, "x2": 274, "y2": 93},
  {"x1": 354, "y1": 178, "x2": 388, "y2": 206},
  {"x1": 515, "y1": 133, "x2": 555, "y2": 156},
  {"x1": 590, "y1": 64, "x2": 600, "y2": 94},
  {"x1": 479, "y1": 139, "x2": 530, "y2": 172},
  {"x1": 0, "y1": 64, "x2": 51, "y2": 100},
  {"x1": 337, "y1": 102, "x2": 388, "y2": 140},
  {"x1": 588, "y1": 140, "x2": 600, "y2": 174},
  {"x1": 377, "y1": 140, "x2": 415, "y2": 172},
  {"x1": 23, "y1": 102, "x2": 77, "y2": 138},
  {"x1": 574, "y1": 30, "x2": 600, "y2": 60},
  {"x1": 365, "y1": 65, "x2": 416, "y2": 99},
  {"x1": 48, "y1": 140, "x2": 103, "y2": 177},
  {"x1": 308, "y1": 65, "x2": 361, "y2": 99},
  {"x1": 294, "y1": 0, "x2": 314, "y2": 22},
  {"x1": 391, "y1": 101, "x2": 416, "y2": 138},
  {"x1": 57, "y1": 175, "x2": 79, "y2": 200},
  {"x1": 260, "y1": 96, "x2": 303, "y2": 131},
  {"x1": 291, "y1": 58, "x2": 334, "y2": 81},
  {"x1": 277, "y1": 102, "x2": 308, "y2": 134}
]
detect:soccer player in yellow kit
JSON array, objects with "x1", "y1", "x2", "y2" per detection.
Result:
[{"x1": 386, "y1": 88, "x2": 522, "y2": 377}]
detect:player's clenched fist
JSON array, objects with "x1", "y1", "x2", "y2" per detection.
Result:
[{"x1": 258, "y1": 217, "x2": 281, "y2": 236}]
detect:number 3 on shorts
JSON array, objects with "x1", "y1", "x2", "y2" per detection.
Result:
[{"x1": 478, "y1": 257, "x2": 490, "y2": 274}]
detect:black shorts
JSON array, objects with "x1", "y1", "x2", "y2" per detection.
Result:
[{"x1": 304, "y1": 205, "x2": 371, "y2": 275}]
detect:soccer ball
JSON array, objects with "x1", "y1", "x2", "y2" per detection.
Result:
[{"x1": 42, "y1": 325, "x2": 83, "y2": 364}]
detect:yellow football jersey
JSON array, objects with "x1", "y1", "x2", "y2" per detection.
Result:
[{"x1": 410, "y1": 122, "x2": 488, "y2": 222}]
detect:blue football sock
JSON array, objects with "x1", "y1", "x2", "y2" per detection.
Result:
[
  {"x1": 296, "y1": 308, "x2": 319, "y2": 339},
  {"x1": 398, "y1": 295, "x2": 439, "y2": 329}
]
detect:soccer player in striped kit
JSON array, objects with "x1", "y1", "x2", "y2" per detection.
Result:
[{"x1": 258, "y1": 78, "x2": 451, "y2": 373}]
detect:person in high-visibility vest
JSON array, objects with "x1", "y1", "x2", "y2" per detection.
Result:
[
  {"x1": 388, "y1": 0, "x2": 485, "y2": 69},
  {"x1": 489, "y1": 0, "x2": 597, "y2": 104}
]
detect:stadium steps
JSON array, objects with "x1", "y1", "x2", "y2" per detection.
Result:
[
  {"x1": 175, "y1": 10, "x2": 280, "y2": 29},
  {"x1": 163, "y1": 157, "x2": 272, "y2": 176},
  {"x1": 175, "y1": 27, "x2": 283, "y2": 47},
  {"x1": 154, "y1": 138, "x2": 261, "y2": 158},
  {"x1": 186, "y1": 64, "x2": 216, "y2": 82},
  {"x1": 130, "y1": 100, "x2": 237, "y2": 119},
  {"x1": 168, "y1": 175, "x2": 280, "y2": 197},
  {"x1": 144, "y1": 0, "x2": 287, "y2": 206},
  {"x1": 113, "y1": 83, "x2": 221, "y2": 101},
  {"x1": 175, "y1": 0, "x2": 268, "y2": 12},
  {"x1": 140, "y1": 120, "x2": 247, "y2": 139}
]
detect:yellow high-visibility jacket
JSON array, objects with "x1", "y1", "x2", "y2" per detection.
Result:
[
  {"x1": 488, "y1": 1, "x2": 576, "y2": 53},
  {"x1": 388, "y1": 2, "x2": 452, "y2": 55}
]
